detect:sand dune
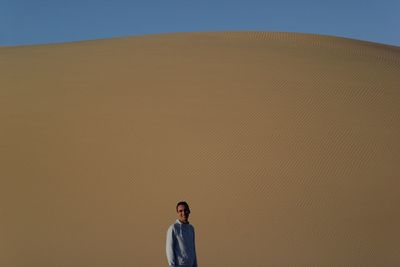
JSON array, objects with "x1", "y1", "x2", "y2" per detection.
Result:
[{"x1": 1, "y1": 32, "x2": 399, "y2": 266}]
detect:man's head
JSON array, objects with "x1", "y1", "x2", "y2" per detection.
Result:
[{"x1": 176, "y1": 201, "x2": 190, "y2": 223}]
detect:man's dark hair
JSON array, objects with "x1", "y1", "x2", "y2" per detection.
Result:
[{"x1": 176, "y1": 201, "x2": 190, "y2": 212}]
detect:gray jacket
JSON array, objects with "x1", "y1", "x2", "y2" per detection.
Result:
[{"x1": 166, "y1": 220, "x2": 197, "y2": 267}]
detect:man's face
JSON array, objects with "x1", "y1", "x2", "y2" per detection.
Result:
[{"x1": 177, "y1": 204, "x2": 190, "y2": 223}]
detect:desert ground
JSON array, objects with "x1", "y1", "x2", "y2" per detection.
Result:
[{"x1": 1, "y1": 32, "x2": 399, "y2": 266}]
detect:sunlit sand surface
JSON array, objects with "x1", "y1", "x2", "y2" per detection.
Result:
[{"x1": 1, "y1": 32, "x2": 399, "y2": 266}]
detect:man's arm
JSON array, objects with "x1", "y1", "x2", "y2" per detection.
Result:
[
  {"x1": 166, "y1": 226, "x2": 176, "y2": 266},
  {"x1": 193, "y1": 227, "x2": 198, "y2": 267}
]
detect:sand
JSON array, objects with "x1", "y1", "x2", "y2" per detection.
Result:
[{"x1": 1, "y1": 32, "x2": 399, "y2": 266}]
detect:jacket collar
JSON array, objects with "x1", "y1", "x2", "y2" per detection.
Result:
[{"x1": 176, "y1": 219, "x2": 189, "y2": 225}]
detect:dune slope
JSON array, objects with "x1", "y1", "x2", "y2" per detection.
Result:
[{"x1": 1, "y1": 32, "x2": 400, "y2": 266}]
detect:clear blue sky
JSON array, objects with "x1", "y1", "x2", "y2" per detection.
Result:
[{"x1": 1, "y1": 0, "x2": 399, "y2": 46}]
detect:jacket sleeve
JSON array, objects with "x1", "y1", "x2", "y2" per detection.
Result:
[
  {"x1": 166, "y1": 226, "x2": 176, "y2": 266},
  {"x1": 193, "y1": 227, "x2": 198, "y2": 267}
]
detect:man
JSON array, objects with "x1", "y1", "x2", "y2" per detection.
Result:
[{"x1": 166, "y1": 201, "x2": 198, "y2": 267}]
